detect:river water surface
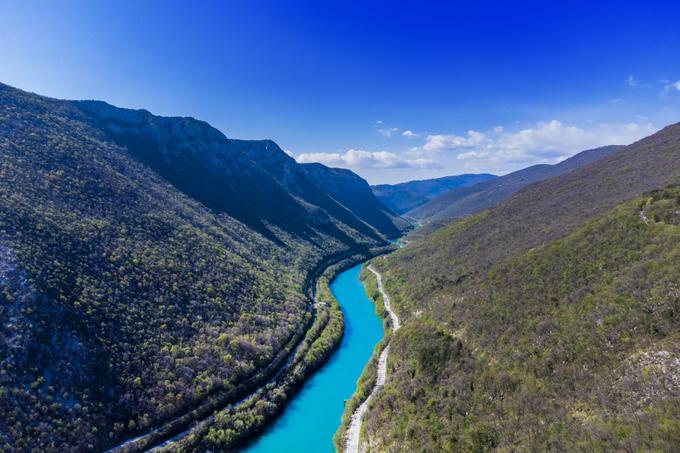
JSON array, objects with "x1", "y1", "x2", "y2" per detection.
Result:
[{"x1": 242, "y1": 263, "x2": 383, "y2": 452}]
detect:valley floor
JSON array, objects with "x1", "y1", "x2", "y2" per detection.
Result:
[{"x1": 344, "y1": 265, "x2": 401, "y2": 453}]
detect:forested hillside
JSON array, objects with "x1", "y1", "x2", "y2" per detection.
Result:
[
  {"x1": 364, "y1": 125, "x2": 680, "y2": 451},
  {"x1": 0, "y1": 83, "x2": 404, "y2": 452},
  {"x1": 75, "y1": 99, "x2": 403, "y2": 244},
  {"x1": 301, "y1": 163, "x2": 408, "y2": 239},
  {"x1": 409, "y1": 145, "x2": 620, "y2": 230}
]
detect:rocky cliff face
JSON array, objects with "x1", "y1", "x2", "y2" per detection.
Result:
[
  {"x1": 75, "y1": 99, "x2": 402, "y2": 244},
  {"x1": 301, "y1": 163, "x2": 407, "y2": 238}
]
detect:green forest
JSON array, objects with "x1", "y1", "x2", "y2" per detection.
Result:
[
  {"x1": 366, "y1": 184, "x2": 680, "y2": 451},
  {"x1": 0, "y1": 83, "x2": 401, "y2": 451}
]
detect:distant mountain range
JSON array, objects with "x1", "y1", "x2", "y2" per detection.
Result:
[
  {"x1": 371, "y1": 173, "x2": 496, "y2": 214},
  {"x1": 409, "y1": 145, "x2": 622, "y2": 228}
]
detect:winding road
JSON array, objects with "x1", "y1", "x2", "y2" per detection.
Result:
[
  {"x1": 344, "y1": 265, "x2": 400, "y2": 453},
  {"x1": 368, "y1": 265, "x2": 400, "y2": 331}
]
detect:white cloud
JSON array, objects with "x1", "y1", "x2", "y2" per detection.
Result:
[
  {"x1": 378, "y1": 127, "x2": 399, "y2": 137},
  {"x1": 659, "y1": 79, "x2": 680, "y2": 99},
  {"x1": 414, "y1": 120, "x2": 656, "y2": 171},
  {"x1": 296, "y1": 149, "x2": 441, "y2": 170},
  {"x1": 626, "y1": 75, "x2": 639, "y2": 87},
  {"x1": 296, "y1": 116, "x2": 661, "y2": 180},
  {"x1": 402, "y1": 130, "x2": 419, "y2": 138},
  {"x1": 423, "y1": 130, "x2": 486, "y2": 151},
  {"x1": 668, "y1": 80, "x2": 680, "y2": 92},
  {"x1": 374, "y1": 120, "x2": 399, "y2": 137}
]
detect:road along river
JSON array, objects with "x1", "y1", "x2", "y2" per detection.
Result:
[{"x1": 242, "y1": 263, "x2": 384, "y2": 452}]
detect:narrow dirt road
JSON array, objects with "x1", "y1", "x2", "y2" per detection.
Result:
[
  {"x1": 368, "y1": 265, "x2": 400, "y2": 331},
  {"x1": 345, "y1": 265, "x2": 400, "y2": 453}
]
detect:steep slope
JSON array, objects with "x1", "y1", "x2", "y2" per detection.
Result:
[
  {"x1": 75, "y1": 100, "x2": 395, "y2": 245},
  {"x1": 410, "y1": 145, "x2": 620, "y2": 226},
  {"x1": 0, "y1": 83, "x2": 393, "y2": 452},
  {"x1": 371, "y1": 173, "x2": 496, "y2": 214},
  {"x1": 361, "y1": 124, "x2": 680, "y2": 451},
  {"x1": 301, "y1": 163, "x2": 407, "y2": 238}
]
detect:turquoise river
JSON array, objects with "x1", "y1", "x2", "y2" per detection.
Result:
[{"x1": 242, "y1": 263, "x2": 384, "y2": 452}]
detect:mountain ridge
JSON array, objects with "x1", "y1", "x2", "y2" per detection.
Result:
[
  {"x1": 0, "y1": 82, "x2": 403, "y2": 451},
  {"x1": 74, "y1": 96, "x2": 403, "y2": 245},
  {"x1": 409, "y1": 145, "x2": 622, "y2": 227},
  {"x1": 371, "y1": 173, "x2": 496, "y2": 214},
  {"x1": 301, "y1": 163, "x2": 407, "y2": 239}
]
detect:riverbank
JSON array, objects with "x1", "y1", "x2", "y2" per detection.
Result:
[
  {"x1": 332, "y1": 265, "x2": 390, "y2": 451},
  {"x1": 241, "y1": 262, "x2": 385, "y2": 452},
  {"x1": 337, "y1": 264, "x2": 401, "y2": 453},
  {"x1": 151, "y1": 244, "x2": 395, "y2": 452},
  {"x1": 104, "y1": 243, "x2": 394, "y2": 453}
]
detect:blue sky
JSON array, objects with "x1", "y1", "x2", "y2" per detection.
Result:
[{"x1": 2, "y1": 1, "x2": 680, "y2": 184}]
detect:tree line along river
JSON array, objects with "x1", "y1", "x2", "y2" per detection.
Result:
[{"x1": 242, "y1": 263, "x2": 384, "y2": 452}]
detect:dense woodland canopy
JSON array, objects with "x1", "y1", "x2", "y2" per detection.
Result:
[
  {"x1": 365, "y1": 124, "x2": 680, "y2": 451},
  {"x1": 0, "y1": 83, "x2": 403, "y2": 451},
  {"x1": 4, "y1": 78, "x2": 680, "y2": 453}
]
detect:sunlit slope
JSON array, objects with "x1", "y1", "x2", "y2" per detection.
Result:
[
  {"x1": 409, "y1": 145, "x2": 620, "y2": 230},
  {"x1": 369, "y1": 184, "x2": 680, "y2": 451},
  {"x1": 366, "y1": 124, "x2": 680, "y2": 451}
]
